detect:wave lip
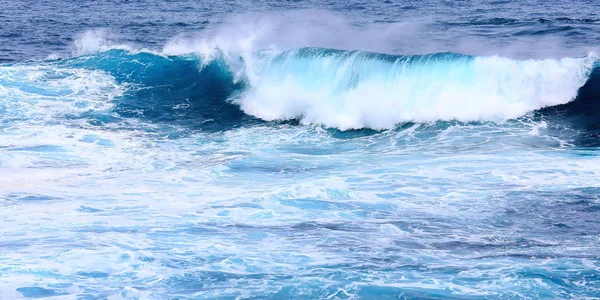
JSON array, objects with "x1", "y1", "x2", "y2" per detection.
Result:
[{"x1": 237, "y1": 47, "x2": 597, "y2": 130}]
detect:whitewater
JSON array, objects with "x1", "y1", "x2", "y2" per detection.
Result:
[{"x1": 2, "y1": 2, "x2": 600, "y2": 299}]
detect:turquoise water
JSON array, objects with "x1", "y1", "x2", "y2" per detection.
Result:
[{"x1": 1, "y1": 1, "x2": 600, "y2": 299}]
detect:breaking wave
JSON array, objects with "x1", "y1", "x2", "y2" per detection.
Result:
[{"x1": 2, "y1": 43, "x2": 599, "y2": 130}]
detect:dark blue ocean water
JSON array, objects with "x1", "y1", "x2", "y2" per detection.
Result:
[{"x1": 2, "y1": 1, "x2": 600, "y2": 299}]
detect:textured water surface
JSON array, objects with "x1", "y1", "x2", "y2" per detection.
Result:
[{"x1": 1, "y1": 0, "x2": 600, "y2": 299}]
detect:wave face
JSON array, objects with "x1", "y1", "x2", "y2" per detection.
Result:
[
  {"x1": 238, "y1": 48, "x2": 597, "y2": 129},
  {"x1": 60, "y1": 50, "x2": 252, "y2": 131},
  {"x1": 31, "y1": 47, "x2": 596, "y2": 132}
]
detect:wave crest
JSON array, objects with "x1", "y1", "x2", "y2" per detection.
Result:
[
  {"x1": 237, "y1": 48, "x2": 596, "y2": 129},
  {"x1": 4, "y1": 46, "x2": 599, "y2": 131}
]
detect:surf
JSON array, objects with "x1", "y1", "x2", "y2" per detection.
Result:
[
  {"x1": 237, "y1": 47, "x2": 598, "y2": 129},
  {"x1": 2, "y1": 47, "x2": 599, "y2": 131}
]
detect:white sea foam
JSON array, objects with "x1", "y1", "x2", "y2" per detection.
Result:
[
  {"x1": 61, "y1": 12, "x2": 600, "y2": 131},
  {"x1": 157, "y1": 11, "x2": 599, "y2": 129},
  {"x1": 237, "y1": 51, "x2": 596, "y2": 129}
]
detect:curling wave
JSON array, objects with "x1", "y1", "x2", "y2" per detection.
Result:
[
  {"x1": 3, "y1": 47, "x2": 600, "y2": 131},
  {"x1": 238, "y1": 48, "x2": 597, "y2": 129}
]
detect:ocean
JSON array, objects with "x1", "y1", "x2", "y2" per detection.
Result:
[{"x1": 1, "y1": 0, "x2": 600, "y2": 299}]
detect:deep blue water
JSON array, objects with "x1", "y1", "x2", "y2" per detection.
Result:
[{"x1": 2, "y1": 1, "x2": 600, "y2": 299}]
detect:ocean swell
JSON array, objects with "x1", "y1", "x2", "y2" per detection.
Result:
[
  {"x1": 238, "y1": 47, "x2": 597, "y2": 129},
  {"x1": 2, "y1": 47, "x2": 599, "y2": 131}
]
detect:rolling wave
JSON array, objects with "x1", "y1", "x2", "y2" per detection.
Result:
[
  {"x1": 238, "y1": 48, "x2": 597, "y2": 129},
  {"x1": 2, "y1": 47, "x2": 600, "y2": 131}
]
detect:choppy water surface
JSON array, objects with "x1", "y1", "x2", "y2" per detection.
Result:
[{"x1": 1, "y1": 0, "x2": 600, "y2": 299}]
